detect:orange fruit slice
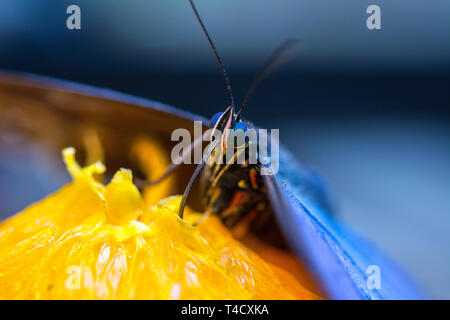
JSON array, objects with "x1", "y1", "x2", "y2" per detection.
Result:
[{"x1": 0, "y1": 147, "x2": 320, "y2": 299}]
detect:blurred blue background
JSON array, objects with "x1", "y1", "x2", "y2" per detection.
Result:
[{"x1": 0, "y1": 0, "x2": 449, "y2": 298}]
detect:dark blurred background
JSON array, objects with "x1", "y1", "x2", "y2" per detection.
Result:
[{"x1": 0, "y1": 0, "x2": 449, "y2": 298}]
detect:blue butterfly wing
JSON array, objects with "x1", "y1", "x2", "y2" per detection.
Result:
[{"x1": 262, "y1": 147, "x2": 425, "y2": 299}]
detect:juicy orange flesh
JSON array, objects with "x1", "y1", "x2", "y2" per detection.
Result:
[{"x1": 0, "y1": 147, "x2": 320, "y2": 299}]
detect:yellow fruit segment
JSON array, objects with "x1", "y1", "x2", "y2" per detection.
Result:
[{"x1": 0, "y1": 147, "x2": 320, "y2": 300}]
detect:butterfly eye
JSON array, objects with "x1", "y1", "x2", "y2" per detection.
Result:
[
  {"x1": 210, "y1": 112, "x2": 223, "y2": 125},
  {"x1": 231, "y1": 122, "x2": 248, "y2": 148},
  {"x1": 234, "y1": 122, "x2": 248, "y2": 132}
]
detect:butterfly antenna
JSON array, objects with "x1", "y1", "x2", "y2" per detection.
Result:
[
  {"x1": 178, "y1": 161, "x2": 205, "y2": 219},
  {"x1": 189, "y1": 0, "x2": 235, "y2": 110},
  {"x1": 179, "y1": 139, "x2": 219, "y2": 219},
  {"x1": 134, "y1": 129, "x2": 211, "y2": 188},
  {"x1": 134, "y1": 163, "x2": 178, "y2": 188},
  {"x1": 236, "y1": 39, "x2": 299, "y2": 121}
]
